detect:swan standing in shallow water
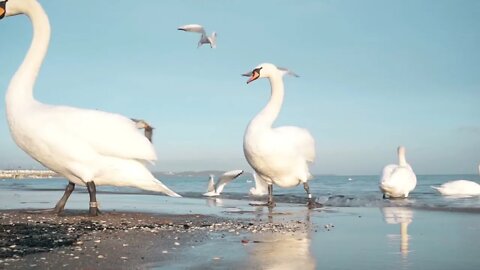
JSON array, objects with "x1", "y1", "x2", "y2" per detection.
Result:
[
  {"x1": 379, "y1": 146, "x2": 417, "y2": 198},
  {"x1": 177, "y1": 24, "x2": 217, "y2": 48},
  {"x1": 1, "y1": 0, "x2": 180, "y2": 216},
  {"x1": 242, "y1": 63, "x2": 317, "y2": 207},
  {"x1": 431, "y1": 165, "x2": 480, "y2": 196},
  {"x1": 203, "y1": 170, "x2": 243, "y2": 197}
]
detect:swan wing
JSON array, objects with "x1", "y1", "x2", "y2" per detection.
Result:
[
  {"x1": 39, "y1": 105, "x2": 157, "y2": 161},
  {"x1": 274, "y1": 126, "x2": 316, "y2": 162},
  {"x1": 177, "y1": 24, "x2": 206, "y2": 35},
  {"x1": 215, "y1": 170, "x2": 243, "y2": 194},
  {"x1": 380, "y1": 164, "x2": 398, "y2": 184},
  {"x1": 380, "y1": 164, "x2": 416, "y2": 196}
]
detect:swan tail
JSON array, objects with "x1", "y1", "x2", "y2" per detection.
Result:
[
  {"x1": 142, "y1": 178, "x2": 182, "y2": 197},
  {"x1": 431, "y1": 186, "x2": 441, "y2": 192}
]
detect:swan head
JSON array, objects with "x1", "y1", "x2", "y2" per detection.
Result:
[
  {"x1": 242, "y1": 63, "x2": 298, "y2": 84},
  {"x1": 0, "y1": 0, "x2": 35, "y2": 19}
]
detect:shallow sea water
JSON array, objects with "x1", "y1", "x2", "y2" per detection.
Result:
[{"x1": 1, "y1": 174, "x2": 479, "y2": 269}]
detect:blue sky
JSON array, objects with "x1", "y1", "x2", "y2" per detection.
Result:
[{"x1": 0, "y1": 0, "x2": 479, "y2": 175}]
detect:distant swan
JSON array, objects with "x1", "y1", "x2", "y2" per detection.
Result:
[
  {"x1": 203, "y1": 170, "x2": 243, "y2": 197},
  {"x1": 242, "y1": 63, "x2": 317, "y2": 207},
  {"x1": 431, "y1": 165, "x2": 480, "y2": 196},
  {"x1": 249, "y1": 173, "x2": 268, "y2": 196},
  {"x1": 1, "y1": 0, "x2": 180, "y2": 216},
  {"x1": 379, "y1": 146, "x2": 417, "y2": 198},
  {"x1": 177, "y1": 24, "x2": 217, "y2": 48}
]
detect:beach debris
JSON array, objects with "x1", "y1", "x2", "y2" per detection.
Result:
[
  {"x1": 162, "y1": 250, "x2": 168, "y2": 254},
  {"x1": 212, "y1": 256, "x2": 222, "y2": 260},
  {"x1": 97, "y1": 255, "x2": 104, "y2": 259},
  {"x1": 241, "y1": 239, "x2": 249, "y2": 244},
  {"x1": 324, "y1": 223, "x2": 335, "y2": 231}
]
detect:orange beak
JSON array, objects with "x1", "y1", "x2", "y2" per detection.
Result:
[
  {"x1": 0, "y1": 0, "x2": 6, "y2": 20},
  {"x1": 242, "y1": 70, "x2": 260, "y2": 84}
]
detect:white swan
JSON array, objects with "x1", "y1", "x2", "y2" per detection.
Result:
[
  {"x1": 1, "y1": 0, "x2": 180, "y2": 216},
  {"x1": 249, "y1": 172, "x2": 268, "y2": 196},
  {"x1": 242, "y1": 63, "x2": 316, "y2": 207},
  {"x1": 203, "y1": 170, "x2": 243, "y2": 197},
  {"x1": 431, "y1": 166, "x2": 480, "y2": 196},
  {"x1": 379, "y1": 146, "x2": 417, "y2": 198},
  {"x1": 177, "y1": 24, "x2": 217, "y2": 48},
  {"x1": 432, "y1": 180, "x2": 480, "y2": 196}
]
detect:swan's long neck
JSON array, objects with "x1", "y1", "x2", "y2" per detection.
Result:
[
  {"x1": 398, "y1": 149, "x2": 407, "y2": 167},
  {"x1": 6, "y1": 1, "x2": 50, "y2": 111},
  {"x1": 250, "y1": 74, "x2": 284, "y2": 129}
]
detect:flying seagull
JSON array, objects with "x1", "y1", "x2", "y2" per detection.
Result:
[
  {"x1": 178, "y1": 24, "x2": 217, "y2": 48},
  {"x1": 203, "y1": 170, "x2": 243, "y2": 197}
]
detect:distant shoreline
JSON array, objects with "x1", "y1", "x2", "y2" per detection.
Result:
[{"x1": 0, "y1": 169, "x2": 60, "y2": 179}]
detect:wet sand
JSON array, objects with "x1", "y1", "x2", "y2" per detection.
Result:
[{"x1": 0, "y1": 209, "x2": 312, "y2": 269}]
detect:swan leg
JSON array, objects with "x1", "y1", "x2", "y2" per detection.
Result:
[
  {"x1": 249, "y1": 184, "x2": 276, "y2": 207},
  {"x1": 304, "y1": 182, "x2": 321, "y2": 209},
  {"x1": 87, "y1": 182, "x2": 100, "y2": 216},
  {"x1": 266, "y1": 184, "x2": 275, "y2": 207},
  {"x1": 53, "y1": 182, "x2": 75, "y2": 214}
]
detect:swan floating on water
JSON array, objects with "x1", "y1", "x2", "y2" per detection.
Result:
[
  {"x1": 1, "y1": 0, "x2": 180, "y2": 216},
  {"x1": 431, "y1": 165, "x2": 480, "y2": 196},
  {"x1": 177, "y1": 24, "x2": 217, "y2": 48},
  {"x1": 249, "y1": 173, "x2": 268, "y2": 196},
  {"x1": 379, "y1": 146, "x2": 417, "y2": 198},
  {"x1": 242, "y1": 63, "x2": 317, "y2": 208},
  {"x1": 203, "y1": 170, "x2": 243, "y2": 197}
]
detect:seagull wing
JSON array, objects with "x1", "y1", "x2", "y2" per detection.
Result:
[
  {"x1": 177, "y1": 24, "x2": 206, "y2": 35},
  {"x1": 206, "y1": 175, "x2": 215, "y2": 193},
  {"x1": 203, "y1": 175, "x2": 217, "y2": 196},
  {"x1": 215, "y1": 170, "x2": 243, "y2": 194},
  {"x1": 251, "y1": 172, "x2": 269, "y2": 195}
]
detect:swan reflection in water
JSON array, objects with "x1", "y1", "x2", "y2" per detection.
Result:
[
  {"x1": 381, "y1": 207, "x2": 413, "y2": 258},
  {"x1": 244, "y1": 208, "x2": 316, "y2": 270}
]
